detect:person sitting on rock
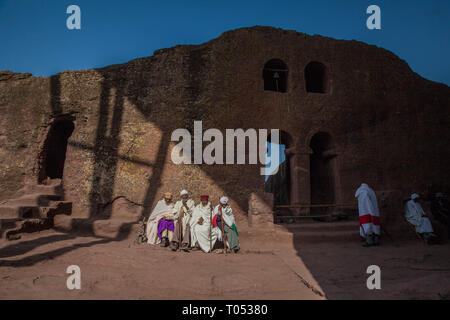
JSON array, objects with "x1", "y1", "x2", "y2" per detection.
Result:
[
  {"x1": 171, "y1": 190, "x2": 195, "y2": 252},
  {"x1": 212, "y1": 196, "x2": 240, "y2": 253},
  {"x1": 146, "y1": 192, "x2": 176, "y2": 247},
  {"x1": 405, "y1": 193, "x2": 437, "y2": 244},
  {"x1": 190, "y1": 195, "x2": 220, "y2": 253}
]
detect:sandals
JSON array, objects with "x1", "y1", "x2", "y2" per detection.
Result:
[{"x1": 160, "y1": 237, "x2": 169, "y2": 247}]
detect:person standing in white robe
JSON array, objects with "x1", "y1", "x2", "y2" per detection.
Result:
[
  {"x1": 355, "y1": 183, "x2": 381, "y2": 247},
  {"x1": 405, "y1": 193, "x2": 437, "y2": 244},
  {"x1": 190, "y1": 195, "x2": 220, "y2": 253},
  {"x1": 171, "y1": 189, "x2": 195, "y2": 251}
]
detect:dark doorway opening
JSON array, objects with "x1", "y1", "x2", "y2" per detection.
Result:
[
  {"x1": 305, "y1": 61, "x2": 327, "y2": 93},
  {"x1": 309, "y1": 132, "x2": 336, "y2": 215},
  {"x1": 264, "y1": 131, "x2": 293, "y2": 207},
  {"x1": 38, "y1": 119, "x2": 75, "y2": 183},
  {"x1": 263, "y1": 59, "x2": 288, "y2": 93}
]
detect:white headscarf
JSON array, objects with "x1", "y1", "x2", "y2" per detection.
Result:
[
  {"x1": 180, "y1": 189, "x2": 189, "y2": 197},
  {"x1": 355, "y1": 183, "x2": 370, "y2": 198},
  {"x1": 411, "y1": 193, "x2": 419, "y2": 200},
  {"x1": 148, "y1": 199, "x2": 174, "y2": 221},
  {"x1": 220, "y1": 196, "x2": 229, "y2": 204}
]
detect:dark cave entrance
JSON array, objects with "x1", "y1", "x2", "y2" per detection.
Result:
[
  {"x1": 309, "y1": 132, "x2": 336, "y2": 215},
  {"x1": 38, "y1": 119, "x2": 75, "y2": 183}
]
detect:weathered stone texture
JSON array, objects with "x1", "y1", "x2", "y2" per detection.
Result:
[
  {"x1": 248, "y1": 192, "x2": 275, "y2": 229},
  {"x1": 0, "y1": 27, "x2": 449, "y2": 230}
]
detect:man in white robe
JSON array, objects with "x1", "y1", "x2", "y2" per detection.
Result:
[
  {"x1": 212, "y1": 196, "x2": 240, "y2": 253},
  {"x1": 355, "y1": 183, "x2": 381, "y2": 247},
  {"x1": 190, "y1": 195, "x2": 220, "y2": 253},
  {"x1": 405, "y1": 193, "x2": 437, "y2": 244},
  {"x1": 171, "y1": 189, "x2": 195, "y2": 252},
  {"x1": 146, "y1": 192, "x2": 176, "y2": 247}
]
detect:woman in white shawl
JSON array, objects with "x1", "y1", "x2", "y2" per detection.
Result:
[
  {"x1": 190, "y1": 195, "x2": 219, "y2": 253},
  {"x1": 405, "y1": 193, "x2": 436, "y2": 244},
  {"x1": 355, "y1": 183, "x2": 380, "y2": 247}
]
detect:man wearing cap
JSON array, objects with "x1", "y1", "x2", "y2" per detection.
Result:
[
  {"x1": 355, "y1": 183, "x2": 381, "y2": 247},
  {"x1": 190, "y1": 195, "x2": 220, "y2": 253},
  {"x1": 212, "y1": 196, "x2": 240, "y2": 253},
  {"x1": 405, "y1": 193, "x2": 437, "y2": 244},
  {"x1": 146, "y1": 192, "x2": 176, "y2": 247},
  {"x1": 171, "y1": 190, "x2": 195, "y2": 251}
]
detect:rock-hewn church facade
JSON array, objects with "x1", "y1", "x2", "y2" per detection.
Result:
[{"x1": 1, "y1": 26, "x2": 449, "y2": 237}]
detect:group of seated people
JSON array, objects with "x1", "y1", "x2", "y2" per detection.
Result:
[
  {"x1": 136, "y1": 187, "x2": 449, "y2": 249},
  {"x1": 141, "y1": 190, "x2": 240, "y2": 253}
]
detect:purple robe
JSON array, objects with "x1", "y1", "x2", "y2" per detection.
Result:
[{"x1": 157, "y1": 219, "x2": 174, "y2": 239}]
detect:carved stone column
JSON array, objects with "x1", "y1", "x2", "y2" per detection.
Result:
[{"x1": 285, "y1": 146, "x2": 312, "y2": 215}]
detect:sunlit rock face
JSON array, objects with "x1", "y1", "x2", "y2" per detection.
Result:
[{"x1": 0, "y1": 26, "x2": 449, "y2": 230}]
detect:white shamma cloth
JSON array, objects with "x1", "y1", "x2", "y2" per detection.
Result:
[
  {"x1": 355, "y1": 183, "x2": 380, "y2": 237},
  {"x1": 405, "y1": 199, "x2": 434, "y2": 234},
  {"x1": 190, "y1": 202, "x2": 220, "y2": 252}
]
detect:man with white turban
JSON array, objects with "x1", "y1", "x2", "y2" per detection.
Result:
[
  {"x1": 212, "y1": 196, "x2": 240, "y2": 253},
  {"x1": 190, "y1": 195, "x2": 220, "y2": 253},
  {"x1": 355, "y1": 183, "x2": 381, "y2": 247},
  {"x1": 146, "y1": 192, "x2": 176, "y2": 247},
  {"x1": 405, "y1": 193, "x2": 437, "y2": 244},
  {"x1": 171, "y1": 189, "x2": 195, "y2": 251}
]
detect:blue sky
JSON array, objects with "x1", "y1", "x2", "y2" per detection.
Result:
[{"x1": 0, "y1": 0, "x2": 449, "y2": 85}]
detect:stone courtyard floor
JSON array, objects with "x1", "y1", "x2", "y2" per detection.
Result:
[{"x1": 0, "y1": 229, "x2": 449, "y2": 300}]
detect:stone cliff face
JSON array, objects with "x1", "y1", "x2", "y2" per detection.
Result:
[{"x1": 0, "y1": 26, "x2": 449, "y2": 227}]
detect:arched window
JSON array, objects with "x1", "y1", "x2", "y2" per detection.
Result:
[
  {"x1": 263, "y1": 59, "x2": 288, "y2": 93},
  {"x1": 305, "y1": 61, "x2": 328, "y2": 93}
]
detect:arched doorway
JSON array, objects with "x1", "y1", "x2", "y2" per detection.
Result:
[
  {"x1": 264, "y1": 131, "x2": 293, "y2": 206},
  {"x1": 263, "y1": 59, "x2": 288, "y2": 93},
  {"x1": 38, "y1": 119, "x2": 75, "y2": 183},
  {"x1": 309, "y1": 132, "x2": 336, "y2": 215}
]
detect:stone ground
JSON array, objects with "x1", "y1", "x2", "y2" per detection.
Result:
[{"x1": 0, "y1": 228, "x2": 449, "y2": 300}]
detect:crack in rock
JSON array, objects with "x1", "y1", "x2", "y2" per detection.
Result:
[
  {"x1": 275, "y1": 253, "x2": 326, "y2": 298},
  {"x1": 102, "y1": 196, "x2": 148, "y2": 209}
]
